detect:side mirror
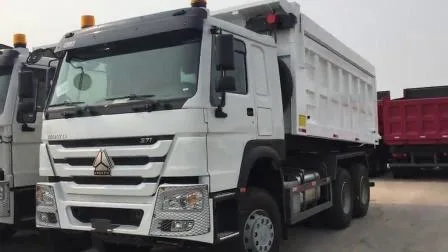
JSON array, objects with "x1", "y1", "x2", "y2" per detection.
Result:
[
  {"x1": 216, "y1": 76, "x2": 236, "y2": 93},
  {"x1": 215, "y1": 34, "x2": 235, "y2": 71},
  {"x1": 18, "y1": 71, "x2": 35, "y2": 99},
  {"x1": 17, "y1": 101, "x2": 36, "y2": 124}
]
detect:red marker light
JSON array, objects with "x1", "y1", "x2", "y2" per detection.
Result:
[{"x1": 266, "y1": 13, "x2": 278, "y2": 25}]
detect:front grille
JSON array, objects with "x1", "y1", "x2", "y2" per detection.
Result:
[
  {"x1": 53, "y1": 156, "x2": 165, "y2": 166},
  {"x1": 49, "y1": 135, "x2": 174, "y2": 148},
  {"x1": 49, "y1": 176, "x2": 158, "y2": 185},
  {"x1": 71, "y1": 207, "x2": 144, "y2": 227}
]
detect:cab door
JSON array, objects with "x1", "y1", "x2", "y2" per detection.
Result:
[
  {"x1": 206, "y1": 35, "x2": 257, "y2": 193},
  {"x1": 12, "y1": 66, "x2": 54, "y2": 188}
]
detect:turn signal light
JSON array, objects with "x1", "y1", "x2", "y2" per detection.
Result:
[{"x1": 81, "y1": 15, "x2": 95, "y2": 29}]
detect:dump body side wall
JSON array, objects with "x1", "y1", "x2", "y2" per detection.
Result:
[{"x1": 212, "y1": 0, "x2": 378, "y2": 145}]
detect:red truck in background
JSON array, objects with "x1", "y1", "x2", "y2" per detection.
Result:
[{"x1": 379, "y1": 86, "x2": 448, "y2": 178}]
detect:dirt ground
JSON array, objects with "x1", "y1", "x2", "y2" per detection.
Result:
[{"x1": 3, "y1": 172, "x2": 448, "y2": 252}]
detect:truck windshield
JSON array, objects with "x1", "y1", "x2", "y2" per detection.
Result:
[
  {"x1": 0, "y1": 68, "x2": 12, "y2": 114},
  {"x1": 49, "y1": 30, "x2": 201, "y2": 110}
]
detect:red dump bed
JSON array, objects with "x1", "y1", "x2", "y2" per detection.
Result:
[{"x1": 382, "y1": 96, "x2": 448, "y2": 146}]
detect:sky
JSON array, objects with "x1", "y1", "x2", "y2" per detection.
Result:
[{"x1": 1, "y1": 0, "x2": 447, "y2": 98}]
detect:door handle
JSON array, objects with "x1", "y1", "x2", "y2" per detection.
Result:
[{"x1": 247, "y1": 108, "x2": 254, "y2": 117}]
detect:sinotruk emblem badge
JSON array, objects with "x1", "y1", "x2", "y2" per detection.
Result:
[{"x1": 93, "y1": 149, "x2": 114, "y2": 176}]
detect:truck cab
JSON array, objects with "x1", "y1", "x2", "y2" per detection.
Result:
[{"x1": 0, "y1": 35, "x2": 56, "y2": 240}]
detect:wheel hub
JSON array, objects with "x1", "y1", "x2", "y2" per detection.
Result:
[{"x1": 243, "y1": 210, "x2": 275, "y2": 252}]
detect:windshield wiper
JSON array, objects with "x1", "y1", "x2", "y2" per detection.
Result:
[
  {"x1": 101, "y1": 94, "x2": 160, "y2": 112},
  {"x1": 47, "y1": 101, "x2": 96, "y2": 118},
  {"x1": 48, "y1": 101, "x2": 86, "y2": 108},
  {"x1": 104, "y1": 94, "x2": 155, "y2": 101}
]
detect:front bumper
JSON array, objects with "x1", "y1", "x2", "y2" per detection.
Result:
[{"x1": 36, "y1": 182, "x2": 214, "y2": 244}]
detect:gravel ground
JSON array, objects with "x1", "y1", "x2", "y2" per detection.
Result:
[{"x1": 3, "y1": 172, "x2": 448, "y2": 252}]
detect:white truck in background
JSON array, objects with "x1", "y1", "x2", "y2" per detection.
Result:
[
  {"x1": 24, "y1": 0, "x2": 377, "y2": 251},
  {"x1": 0, "y1": 35, "x2": 56, "y2": 241}
]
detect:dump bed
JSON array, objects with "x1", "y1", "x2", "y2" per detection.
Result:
[
  {"x1": 213, "y1": 0, "x2": 378, "y2": 145},
  {"x1": 382, "y1": 95, "x2": 448, "y2": 146}
]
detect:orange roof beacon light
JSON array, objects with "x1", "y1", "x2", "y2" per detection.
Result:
[
  {"x1": 191, "y1": 0, "x2": 207, "y2": 8},
  {"x1": 81, "y1": 15, "x2": 95, "y2": 29},
  {"x1": 13, "y1": 33, "x2": 27, "y2": 48}
]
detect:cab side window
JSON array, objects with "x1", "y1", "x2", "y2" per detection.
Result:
[{"x1": 211, "y1": 38, "x2": 247, "y2": 106}]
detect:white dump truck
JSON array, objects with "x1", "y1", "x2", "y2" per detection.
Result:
[
  {"x1": 25, "y1": 0, "x2": 377, "y2": 251},
  {"x1": 0, "y1": 34, "x2": 56, "y2": 241}
]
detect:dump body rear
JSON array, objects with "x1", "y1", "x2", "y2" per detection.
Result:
[
  {"x1": 382, "y1": 97, "x2": 448, "y2": 145},
  {"x1": 381, "y1": 86, "x2": 448, "y2": 176},
  {"x1": 377, "y1": 91, "x2": 390, "y2": 137},
  {"x1": 368, "y1": 91, "x2": 391, "y2": 175}
]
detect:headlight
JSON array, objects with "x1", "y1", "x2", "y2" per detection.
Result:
[
  {"x1": 151, "y1": 184, "x2": 210, "y2": 236},
  {"x1": 36, "y1": 184, "x2": 56, "y2": 207},
  {"x1": 162, "y1": 190, "x2": 204, "y2": 211}
]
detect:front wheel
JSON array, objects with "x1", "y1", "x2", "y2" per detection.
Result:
[{"x1": 235, "y1": 188, "x2": 281, "y2": 252}]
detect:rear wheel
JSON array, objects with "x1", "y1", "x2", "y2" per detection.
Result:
[
  {"x1": 235, "y1": 188, "x2": 281, "y2": 252},
  {"x1": 0, "y1": 224, "x2": 15, "y2": 241},
  {"x1": 351, "y1": 163, "x2": 370, "y2": 218},
  {"x1": 324, "y1": 168, "x2": 353, "y2": 229}
]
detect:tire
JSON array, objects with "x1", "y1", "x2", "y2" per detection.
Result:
[
  {"x1": 235, "y1": 188, "x2": 281, "y2": 252},
  {"x1": 43, "y1": 230, "x2": 92, "y2": 252},
  {"x1": 324, "y1": 168, "x2": 353, "y2": 229},
  {"x1": 351, "y1": 163, "x2": 370, "y2": 218},
  {"x1": 0, "y1": 224, "x2": 15, "y2": 242}
]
